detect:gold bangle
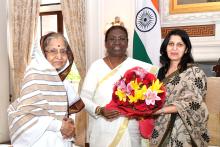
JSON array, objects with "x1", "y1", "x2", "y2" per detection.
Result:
[{"x1": 95, "y1": 106, "x2": 102, "y2": 115}]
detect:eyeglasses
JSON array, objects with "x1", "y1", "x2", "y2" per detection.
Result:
[
  {"x1": 107, "y1": 37, "x2": 128, "y2": 42},
  {"x1": 45, "y1": 48, "x2": 67, "y2": 56}
]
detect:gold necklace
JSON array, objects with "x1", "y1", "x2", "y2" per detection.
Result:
[
  {"x1": 107, "y1": 56, "x2": 127, "y2": 69},
  {"x1": 107, "y1": 56, "x2": 114, "y2": 69}
]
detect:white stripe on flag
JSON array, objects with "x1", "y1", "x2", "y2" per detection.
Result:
[{"x1": 133, "y1": 0, "x2": 161, "y2": 66}]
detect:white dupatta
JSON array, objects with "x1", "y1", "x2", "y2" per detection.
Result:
[{"x1": 8, "y1": 43, "x2": 69, "y2": 147}]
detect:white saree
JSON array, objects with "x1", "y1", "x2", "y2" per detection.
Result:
[
  {"x1": 8, "y1": 45, "x2": 79, "y2": 147},
  {"x1": 81, "y1": 57, "x2": 157, "y2": 147}
]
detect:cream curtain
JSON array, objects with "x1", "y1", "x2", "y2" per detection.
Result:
[
  {"x1": 61, "y1": 0, "x2": 86, "y2": 80},
  {"x1": 61, "y1": 0, "x2": 87, "y2": 146},
  {"x1": 8, "y1": 0, "x2": 40, "y2": 101}
]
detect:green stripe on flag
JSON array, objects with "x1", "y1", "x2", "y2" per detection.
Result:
[{"x1": 133, "y1": 31, "x2": 152, "y2": 64}]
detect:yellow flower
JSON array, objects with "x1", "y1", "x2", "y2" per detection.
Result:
[
  {"x1": 149, "y1": 79, "x2": 164, "y2": 94},
  {"x1": 127, "y1": 80, "x2": 141, "y2": 103},
  {"x1": 128, "y1": 84, "x2": 147, "y2": 103},
  {"x1": 138, "y1": 85, "x2": 147, "y2": 100},
  {"x1": 130, "y1": 80, "x2": 140, "y2": 90},
  {"x1": 128, "y1": 95, "x2": 138, "y2": 103},
  {"x1": 115, "y1": 89, "x2": 126, "y2": 102}
]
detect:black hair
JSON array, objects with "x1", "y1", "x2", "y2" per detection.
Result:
[
  {"x1": 104, "y1": 26, "x2": 128, "y2": 42},
  {"x1": 158, "y1": 29, "x2": 194, "y2": 80}
]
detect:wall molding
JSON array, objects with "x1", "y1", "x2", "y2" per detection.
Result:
[
  {"x1": 191, "y1": 37, "x2": 220, "y2": 62},
  {"x1": 159, "y1": 0, "x2": 220, "y2": 62},
  {"x1": 162, "y1": 24, "x2": 215, "y2": 38},
  {"x1": 159, "y1": 0, "x2": 220, "y2": 26}
]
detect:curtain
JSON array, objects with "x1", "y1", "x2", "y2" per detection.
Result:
[
  {"x1": 8, "y1": 0, "x2": 40, "y2": 101},
  {"x1": 61, "y1": 0, "x2": 87, "y2": 146}
]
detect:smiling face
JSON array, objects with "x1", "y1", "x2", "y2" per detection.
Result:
[
  {"x1": 45, "y1": 37, "x2": 68, "y2": 70},
  {"x1": 166, "y1": 35, "x2": 187, "y2": 64},
  {"x1": 105, "y1": 27, "x2": 128, "y2": 57}
]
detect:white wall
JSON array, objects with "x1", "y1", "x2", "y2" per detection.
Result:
[
  {"x1": 86, "y1": 0, "x2": 135, "y2": 69},
  {"x1": 85, "y1": 0, "x2": 220, "y2": 70},
  {"x1": 0, "y1": 0, "x2": 10, "y2": 143}
]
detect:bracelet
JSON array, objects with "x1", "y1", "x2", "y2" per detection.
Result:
[
  {"x1": 160, "y1": 108, "x2": 165, "y2": 116},
  {"x1": 95, "y1": 106, "x2": 102, "y2": 115}
]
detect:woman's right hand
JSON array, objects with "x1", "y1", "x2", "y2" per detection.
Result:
[
  {"x1": 60, "y1": 117, "x2": 75, "y2": 139},
  {"x1": 100, "y1": 107, "x2": 120, "y2": 119}
]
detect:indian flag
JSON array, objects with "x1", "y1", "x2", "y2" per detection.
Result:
[{"x1": 133, "y1": 0, "x2": 161, "y2": 66}]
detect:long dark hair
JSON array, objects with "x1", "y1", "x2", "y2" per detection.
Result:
[{"x1": 158, "y1": 29, "x2": 194, "y2": 80}]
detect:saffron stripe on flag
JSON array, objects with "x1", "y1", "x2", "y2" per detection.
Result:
[{"x1": 133, "y1": 0, "x2": 161, "y2": 66}]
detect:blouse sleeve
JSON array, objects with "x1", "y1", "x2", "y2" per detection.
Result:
[
  {"x1": 47, "y1": 118, "x2": 62, "y2": 132},
  {"x1": 80, "y1": 63, "x2": 99, "y2": 118},
  {"x1": 63, "y1": 80, "x2": 80, "y2": 106}
]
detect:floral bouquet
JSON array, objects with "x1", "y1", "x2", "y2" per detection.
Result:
[{"x1": 106, "y1": 66, "x2": 166, "y2": 138}]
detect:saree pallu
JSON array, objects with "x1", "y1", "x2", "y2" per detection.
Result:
[
  {"x1": 8, "y1": 50, "x2": 71, "y2": 147},
  {"x1": 150, "y1": 65, "x2": 209, "y2": 147}
]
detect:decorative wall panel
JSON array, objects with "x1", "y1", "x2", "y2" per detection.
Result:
[{"x1": 162, "y1": 24, "x2": 215, "y2": 38}]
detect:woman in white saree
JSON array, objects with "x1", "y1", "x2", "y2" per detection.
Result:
[
  {"x1": 8, "y1": 32, "x2": 84, "y2": 147},
  {"x1": 80, "y1": 18, "x2": 157, "y2": 147}
]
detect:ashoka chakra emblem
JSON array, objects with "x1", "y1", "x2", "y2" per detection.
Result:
[{"x1": 135, "y1": 7, "x2": 157, "y2": 32}]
